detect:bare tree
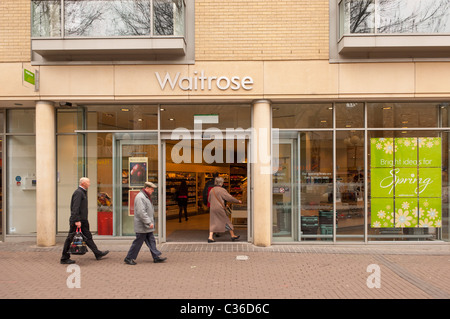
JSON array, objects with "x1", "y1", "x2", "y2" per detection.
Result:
[{"x1": 346, "y1": 0, "x2": 450, "y2": 34}]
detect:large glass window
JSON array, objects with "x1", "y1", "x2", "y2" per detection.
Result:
[
  {"x1": 273, "y1": 102, "x2": 450, "y2": 242},
  {"x1": 57, "y1": 106, "x2": 160, "y2": 236},
  {"x1": 160, "y1": 104, "x2": 251, "y2": 131},
  {"x1": 32, "y1": 0, "x2": 185, "y2": 38},
  {"x1": 368, "y1": 130, "x2": 446, "y2": 241},
  {"x1": 272, "y1": 104, "x2": 333, "y2": 129},
  {"x1": 368, "y1": 102, "x2": 443, "y2": 128},
  {"x1": 336, "y1": 130, "x2": 365, "y2": 241},
  {"x1": 341, "y1": 0, "x2": 450, "y2": 36},
  {"x1": 6, "y1": 110, "x2": 36, "y2": 235}
]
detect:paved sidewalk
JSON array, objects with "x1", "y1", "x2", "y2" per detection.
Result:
[{"x1": 1, "y1": 239, "x2": 449, "y2": 304}]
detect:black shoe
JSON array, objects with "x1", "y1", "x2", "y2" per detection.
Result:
[
  {"x1": 124, "y1": 257, "x2": 137, "y2": 265},
  {"x1": 60, "y1": 259, "x2": 76, "y2": 264},
  {"x1": 208, "y1": 238, "x2": 216, "y2": 243},
  {"x1": 154, "y1": 256, "x2": 167, "y2": 263},
  {"x1": 231, "y1": 235, "x2": 240, "y2": 241},
  {"x1": 96, "y1": 250, "x2": 109, "y2": 260}
]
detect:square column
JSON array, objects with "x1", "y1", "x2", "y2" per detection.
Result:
[
  {"x1": 252, "y1": 100, "x2": 272, "y2": 247},
  {"x1": 36, "y1": 101, "x2": 56, "y2": 247}
]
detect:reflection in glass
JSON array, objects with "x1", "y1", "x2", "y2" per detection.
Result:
[
  {"x1": 342, "y1": 0, "x2": 450, "y2": 35},
  {"x1": 272, "y1": 104, "x2": 333, "y2": 129},
  {"x1": 87, "y1": 105, "x2": 158, "y2": 130},
  {"x1": 32, "y1": 0, "x2": 62, "y2": 37},
  {"x1": 57, "y1": 135, "x2": 79, "y2": 232},
  {"x1": 65, "y1": 0, "x2": 151, "y2": 37},
  {"x1": 273, "y1": 141, "x2": 297, "y2": 240},
  {"x1": 336, "y1": 103, "x2": 364, "y2": 128},
  {"x1": 160, "y1": 105, "x2": 251, "y2": 130},
  {"x1": 119, "y1": 142, "x2": 158, "y2": 236},
  {"x1": 300, "y1": 132, "x2": 333, "y2": 241},
  {"x1": 7, "y1": 136, "x2": 36, "y2": 234},
  {"x1": 367, "y1": 103, "x2": 442, "y2": 128},
  {"x1": 336, "y1": 131, "x2": 365, "y2": 241},
  {"x1": 154, "y1": 0, "x2": 185, "y2": 36}
]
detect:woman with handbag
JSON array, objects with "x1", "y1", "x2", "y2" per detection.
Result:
[{"x1": 207, "y1": 176, "x2": 242, "y2": 242}]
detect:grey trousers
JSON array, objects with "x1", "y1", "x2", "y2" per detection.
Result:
[{"x1": 125, "y1": 232, "x2": 161, "y2": 260}]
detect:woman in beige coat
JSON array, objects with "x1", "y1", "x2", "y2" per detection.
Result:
[{"x1": 207, "y1": 177, "x2": 242, "y2": 242}]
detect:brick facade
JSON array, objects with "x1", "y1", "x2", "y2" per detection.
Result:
[
  {"x1": 195, "y1": 0, "x2": 329, "y2": 61},
  {"x1": 0, "y1": 0, "x2": 31, "y2": 62},
  {"x1": 0, "y1": 0, "x2": 329, "y2": 63}
]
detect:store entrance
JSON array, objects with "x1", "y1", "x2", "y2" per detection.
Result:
[{"x1": 164, "y1": 138, "x2": 249, "y2": 242}]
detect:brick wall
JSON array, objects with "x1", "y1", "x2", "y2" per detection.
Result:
[
  {"x1": 195, "y1": 0, "x2": 329, "y2": 61},
  {"x1": 0, "y1": 0, "x2": 31, "y2": 62},
  {"x1": 0, "y1": 0, "x2": 329, "y2": 63}
]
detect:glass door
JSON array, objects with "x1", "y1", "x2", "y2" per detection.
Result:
[
  {"x1": 273, "y1": 132, "x2": 334, "y2": 242},
  {"x1": 113, "y1": 133, "x2": 158, "y2": 236},
  {"x1": 273, "y1": 136, "x2": 299, "y2": 241}
]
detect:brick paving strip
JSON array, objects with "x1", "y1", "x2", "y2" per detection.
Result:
[
  {"x1": 374, "y1": 254, "x2": 450, "y2": 299},
  {"x1": 0, "y1": 240, "x2": 449, "y2": 300}
]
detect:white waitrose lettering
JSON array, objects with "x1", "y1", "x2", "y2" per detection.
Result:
[{"x1": 155, "y1": 70, "x2": 253, "y2": 91}]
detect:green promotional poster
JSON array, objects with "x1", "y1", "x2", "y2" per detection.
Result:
[{"x1": 370, "y1": 137, "x2": 441, "y2": 228}]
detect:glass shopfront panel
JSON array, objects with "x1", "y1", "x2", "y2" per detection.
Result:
[
  {"x1": 300, "y1": 131, "x2": 333, "y2": 241},
  {"x1": 160, "y1": 104, "x2": 251, "y2": 130},
  {"x1": 273, "y1": 102, "x2": 450, "y2": 242},
  {"x1": 273, "y1": 104, "x2": 333, "y2": 129},
  {"x1": 6, "y1": 110, "x2": 36, "y2": 235},
  {"x1": 368, "y1": 130, "x2": 448, "y2": 241},
  {"x1": 336, "y1": 130, "x2": 364, "y2": 241}
]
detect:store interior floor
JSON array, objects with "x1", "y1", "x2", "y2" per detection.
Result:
[{"x1": 166, "y1": 212, "x2": 248, "y2": 243}]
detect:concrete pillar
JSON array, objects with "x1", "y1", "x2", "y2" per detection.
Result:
[
  {"x1": 252, "y1": 100, "x2": 272, "y2": 247},
  {"x1": 36, "y1": 101, "x2": 56, "y2": 247}
]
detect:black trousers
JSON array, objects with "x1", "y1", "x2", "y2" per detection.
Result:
[
  {"x1": 125, "y1": 232, "x2": 161, "y2": 261},
  {"x1": 61, "y1": 221, "x2": 102, "y2": 260},
  {"x1": 178, "y1": 199, "x2": 188, "y2": 221}
]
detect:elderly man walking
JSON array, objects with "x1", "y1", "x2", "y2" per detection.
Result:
[
  {"x1": 124, "y1": 182, "x2": 167, "y2": 265},
  {"x1": 60, "y1": 177, "x2": 109, "y2": 264}
]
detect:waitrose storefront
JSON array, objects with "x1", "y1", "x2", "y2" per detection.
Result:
[{"x1": 1, "y1": 61, "x2": 450, "y2": 246}]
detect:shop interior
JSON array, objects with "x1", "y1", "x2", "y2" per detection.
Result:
[{"x1": 165, "y1": 139, "x2": 248, "y2": 242}]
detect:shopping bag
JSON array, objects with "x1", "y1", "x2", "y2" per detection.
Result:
[{"x1": 69, "y1": 227, "x2": 88, "y2": 255}]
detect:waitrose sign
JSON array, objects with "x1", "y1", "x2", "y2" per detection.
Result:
[
  {"x1": 155, "y1": 70, "x2": 254, "y2": 91},
  {"x1": 370, "y1": 137, "x2": 442, "y2": 228}
]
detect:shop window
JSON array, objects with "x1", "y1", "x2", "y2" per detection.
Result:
[
  {"x1": 367, "y1": 102, "x2": 446, "y2": 128},
  {"x1": 368, "y1": 130, "x2": 447, "y2": 241},
  {"x1": 331, "y1": 0, "x2": 450, "y2": 60},
  {"x1": 272, "y1": 104, "x2": 333, "y2": 129},
  {"x1": 31, "y1": 0, "x2": 194, "y2": 64},
  {"x1": 86, "y1": 105, "x2": 159, "y2": 130},
  {"x1": 160, "y1": 105, "x2": 251, "y2": 131},
  {"x1": 335, "y1": 103, "x2": 364, "y2": 128}
]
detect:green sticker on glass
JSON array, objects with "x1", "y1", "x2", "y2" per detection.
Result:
[
  {"x1": 395, "y1": 138, "x2": 418, "y2": 167},
  {"x1": 419, "y1": 198, "x2": 442, "y2": 227},
  {"x1": 370, "y1": 137, "x2": 442, "y2": 229},
  {"x1": 370, "y1": 138, "x2": 394, "y2": 167},
  {"x1": 394, "y1": 167, "x2": 418, "y2": 197},
  {"x1": 371, "y1": 168, "x2": 395, "y2": 197},
  {"x1": 371, "y1": 198, "x2": 394, "y2": 228},
  {"x1": 395, "y1": 198, "x2": 418, "y2": 228},
  {"x1": 418, "y1": 137, "x2": 441, "y2": 167},
  {"x1": 418, "y1": 168, "x2": 441, "y2": 198}
]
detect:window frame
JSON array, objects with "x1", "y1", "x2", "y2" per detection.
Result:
[{"x1": 330, "y1": 0, "x2": 450, "y2": 62}]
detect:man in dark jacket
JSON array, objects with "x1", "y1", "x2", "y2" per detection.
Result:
[{"x1": 60, "y1": 177, "x2": 109, "y2": 264}]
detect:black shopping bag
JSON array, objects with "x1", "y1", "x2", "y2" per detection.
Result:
[{"x1": 69, "y1": 227, "x2": 88, "y2": 255}]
